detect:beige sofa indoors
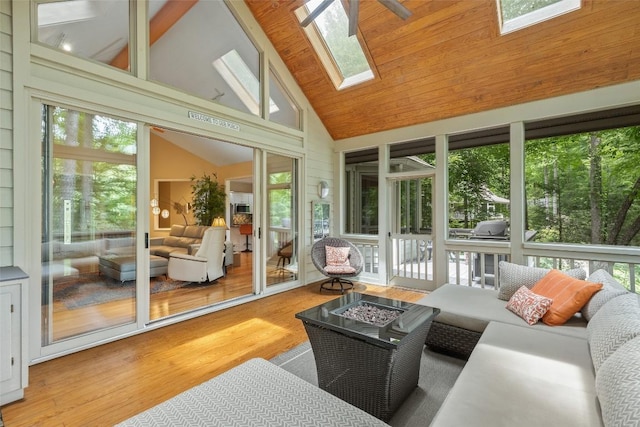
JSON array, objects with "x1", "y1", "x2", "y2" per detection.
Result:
[
  {"x1": 149, "y1": 224, "x2": 209, "y2": 258},
  {"x1": 418, "y1": 263, "x2": 640, "y2": 427}
]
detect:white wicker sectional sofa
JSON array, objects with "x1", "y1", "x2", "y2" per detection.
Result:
[{"x1": 418, "y1": 262, "x2": 640, "y2": 427}]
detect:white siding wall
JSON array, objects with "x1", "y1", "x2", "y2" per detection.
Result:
[
  {"x1": 0, "y1": 0, "x2": 13, "y2": 267},
  {"x1": 304, "y1": 113, "x2": 334, "y2": 283}
]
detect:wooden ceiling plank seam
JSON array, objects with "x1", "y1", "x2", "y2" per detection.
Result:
[{"x1": 364, "y1": 1, "x2": 492, "y2": 48}]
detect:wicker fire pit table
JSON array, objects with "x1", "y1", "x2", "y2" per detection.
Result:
[{"x1": 295, "y1": 293, "x2": 439, "y2": 421}]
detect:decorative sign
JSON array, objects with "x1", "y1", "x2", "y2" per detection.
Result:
[{"x1": 188, "y1": 111, "x2": 240, "y2": 132}]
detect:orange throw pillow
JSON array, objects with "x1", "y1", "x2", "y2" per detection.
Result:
[{"x1": 531, "y1": 269, "x2": 603, "y2": 326}]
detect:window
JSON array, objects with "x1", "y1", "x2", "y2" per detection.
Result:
[
  {"x1": 269, "y1": 66, "x2": 302, "y2": 130},
  {"x1": 149, "y1": 0, "x2": 262, "y2": 117},
  {"x1": 344, "y1": 148, "x2": 379, "y2": 235},
  {"x1": 41, "y1": 104, "x2": 138, "y2": 344},
  {"x1": 266, "y1": 154, "x2": 298, "y2": 286},
  {"x1": 524, "y1": 107, "x2": 640, "y2": 247},
  {"x1": 497, "y1": 0, "x2": 581, "y2": 35},
  {"x1": 389, "y1": 138, "x2": 436, "y2": 173},
  {"x1": 213, "y1": 50, "x2": 277, "y2": 116},
  {"x1": 295, "y1": 0, "x2": 374, "y2": 90},
  {"x1": 36, "y1": 0, "x2": 133, "y2": 70},
  {"x1": 447, "y1": 128, "x2": 511, "y2": 238}
]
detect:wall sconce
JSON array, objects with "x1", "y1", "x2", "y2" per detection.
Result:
[{"x1": 318, "y1": 180, "x2": 329, "y2": 199}]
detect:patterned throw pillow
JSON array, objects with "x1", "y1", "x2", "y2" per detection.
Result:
[
  {"x1": 596, "y1": 336, "x2": 640, "y2": 427},
  {"x1": 325, "y1": 246, "x2": 350, "y2": 267},
  {"x1": 497, "y1": 261, "x2": 586, "y2": 301},
  {"x1": 506, "y1": 285, "x2": 553, "y2": 325},
  {"x1": 581, "y1": 269, "x2": 628, "y2": 321},
  {"x1": 530, "y1": 269, "x2": 603, "y2": 326}
]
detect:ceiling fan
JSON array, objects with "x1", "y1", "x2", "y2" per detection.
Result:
[{"x1": 300, "y1": 0, "x2": 412, "y2": 37}]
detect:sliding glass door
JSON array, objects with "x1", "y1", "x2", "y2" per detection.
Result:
[
  {"x1": 265, "y1": 153, "x2": 299, "y2": 287},
  {"x1": 41, "y1": 104, "x2": 138, "y2": 346}
]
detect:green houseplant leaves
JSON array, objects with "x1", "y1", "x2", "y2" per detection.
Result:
[{"x1": 190, "y1": 172, "x2": 226, "y2": 226}]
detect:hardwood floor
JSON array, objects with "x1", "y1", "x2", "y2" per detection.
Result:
[
  {"x1": 51, "y1": 252, "x2": 283, "y2": 340},
  {"x1": 2, "y1": 281, "x2": 426, "y2": 426}
]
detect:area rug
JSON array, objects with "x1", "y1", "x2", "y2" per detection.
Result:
[
  {"x1": 53, "y1": 275, "x2": 200, "y2": 309},
  {"x1": 270, "y1": 341, "x2": 465, "y2": 426}
]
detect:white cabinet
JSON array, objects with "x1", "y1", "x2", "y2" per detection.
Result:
[{"x1": 0, "y1": 267, "x2": 28, "y2": 406}]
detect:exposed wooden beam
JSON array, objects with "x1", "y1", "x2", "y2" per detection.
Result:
[{"x1": 110, "y1": 0, "x2": 199, "y2": 70}]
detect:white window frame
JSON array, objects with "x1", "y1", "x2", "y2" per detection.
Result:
[
  {"x1": 294, "y1": 0, "x2": 374, "y2": 90},
  {"x1": 498, "y1": 0, "x2": 581, "y2": 35}
]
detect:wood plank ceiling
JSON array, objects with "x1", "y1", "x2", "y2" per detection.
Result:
[{"x1": 245, "y1": 0, "x2": 640, "y2": 141}]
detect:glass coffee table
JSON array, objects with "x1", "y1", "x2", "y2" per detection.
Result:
[{"x1": 295, "y1": 293, "x2": 439, "y2": 421}]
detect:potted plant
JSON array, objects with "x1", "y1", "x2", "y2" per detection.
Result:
[{"x1": 190, "y1": 172, "x2": 226, "y2": 226}]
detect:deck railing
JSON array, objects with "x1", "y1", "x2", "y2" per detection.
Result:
[
  {"x1": 446, "y1": 243, "x2": 639, "y2": 293},
  {"x1": 346, "y1": 236, "x2": 639, "y2": 293}
]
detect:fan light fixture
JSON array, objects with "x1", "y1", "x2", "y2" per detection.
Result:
[{"x1": 300, "y1": 0, "x2": 412, "y2": 37}]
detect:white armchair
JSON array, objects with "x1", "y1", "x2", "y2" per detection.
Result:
[{"x1": 168, "y1": 227, "x2": 226, "y2": 282}]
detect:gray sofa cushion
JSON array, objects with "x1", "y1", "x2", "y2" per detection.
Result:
[
  {"x1": 430, "y1": 322, "x2": 600, "y2": 427},
  {"x1": 595, "y1": 336, "x2": 640, "y2": 427},
  {"x1": 418, "y1": 284, "x2": 587, "y2": 338},
  {"x1": 183, "y1": 225, "x2": 207, "y2": 239},
  {"x1": 587, "y1": 293, "x2": 640, "y2": 372},
  {"x1": 151, "y1": 245, "x2": 188, "y2": 258},
  {"x1": 169, "y1": 224, "x2": 186, "y2": 237},
  {"x1": 497, "y1": 261, "x2": 586, "y2": 301},
  {"x1": 581, "y1": 269, "x2": 628, "y2": 321}
]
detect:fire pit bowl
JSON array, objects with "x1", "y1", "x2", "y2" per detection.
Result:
[{"x1": 331, "y1": 301, "x2": 405, "y2": 327}]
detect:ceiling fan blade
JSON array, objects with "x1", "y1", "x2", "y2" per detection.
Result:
[
  {"x1": 347, "y1": 0, "x2": 360, "y2": 37},
  {"x1": 300, "y1": 0, "x2": 335, "y2": 28},
  {"x1": 377, "y1": 0, "x2": 412, "y2": 20}
]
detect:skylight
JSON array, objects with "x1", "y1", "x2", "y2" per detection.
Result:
[
  {"x1": 498, "y1": 0, "x2": 581, "y2": 34},
  {"x1": 37, "y1": 0, "x2": 101, "y2": 27},
  {"x1": 213, "y1": 50, "x2": 279, "y2": 116},
  {"x1": 295, "y1": 0, "x2": 374, "y2": 90}
]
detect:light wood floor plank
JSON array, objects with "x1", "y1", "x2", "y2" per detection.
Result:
[{"x1": 2, "y1": 282, "x2": 425, "y2": 426}]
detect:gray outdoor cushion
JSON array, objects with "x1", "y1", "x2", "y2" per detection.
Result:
[
  {"x1": 596, "y1": 336, "x2": 640, "y2": 427},
  {"x1": 497, "y1": 261, "x2": 586, "y2": 301},
  {"x1": 581, "y1": 269, "x2": 628, "y2": 321},
  {"x1": 430, "y1": 322, "x2": 600, "y2": 427},
  {"x1": 418, "y1": 284, "x2": 587, "y2": 338},
  {"x1": 587, "y1": 293, "x2": 640, "y2": 372},
  {"x1": 116, "y1": 358, "x2": 389, "y2": 426}
]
